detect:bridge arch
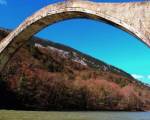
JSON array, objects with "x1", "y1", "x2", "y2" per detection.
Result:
[{"x1": 0, "y1": 0, "x2": 150, "y2": 71}]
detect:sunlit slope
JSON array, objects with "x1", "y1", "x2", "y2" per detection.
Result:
[{"x1": 0, "y1": 28, "x2": 150, "y2": 111}]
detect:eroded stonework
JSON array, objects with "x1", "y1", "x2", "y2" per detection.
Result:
[{"x1": 0, "y1": 0, "x2": 150, "y2": 71}]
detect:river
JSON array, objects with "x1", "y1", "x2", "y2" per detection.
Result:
[{"x1": 0, "y1": 110, "x2": 149, "y2": 120}]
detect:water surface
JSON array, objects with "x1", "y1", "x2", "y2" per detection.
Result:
[{"x1": 0, "y1": 110, "x2": 149, "y2": 120}]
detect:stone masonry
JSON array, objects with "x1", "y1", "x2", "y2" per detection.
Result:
[{"x1": 0, "y1": 0, "x2": 150, "y2": 71}]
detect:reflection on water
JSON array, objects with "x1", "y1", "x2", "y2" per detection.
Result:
[{"x1": 0, "y1": 110, "x2": 149, "y2": 120}]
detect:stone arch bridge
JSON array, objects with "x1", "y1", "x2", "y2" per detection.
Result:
[{"x1": 0, "y1": 0, "x2": 150, "y2": 71}]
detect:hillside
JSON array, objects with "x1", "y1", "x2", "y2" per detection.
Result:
[{"x1": 0, "y1": 28, "x2": 150, "y2": 111}]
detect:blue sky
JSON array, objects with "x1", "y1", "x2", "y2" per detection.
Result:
[{"x1": 0, "y1": 0, "x2": 150, "y2": 84}]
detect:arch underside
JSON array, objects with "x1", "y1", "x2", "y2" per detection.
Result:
[{"x1": 0, "y1": 1, "x2": 149, "y2": 71}]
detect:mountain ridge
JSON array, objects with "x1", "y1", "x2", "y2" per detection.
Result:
[
  {"x1": 0, "y1": 27, "x2": 150, "y2": 111},
  {"x1": 0, "y1": 28, "x2": 134, "y2": 79}
]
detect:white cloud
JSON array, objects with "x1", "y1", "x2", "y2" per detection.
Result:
[
  {"x1": 131, "y1": 74, "x2": 144, "y2": 79},
  {"x1": 131, "y1": 74, "x2": 150, "y2": 84},
  {"x1": 0, "y1": 0, "x2": 7, "y2": 5},
  {"x1": 147, "y1": 75, "x2": 150, "y2": 79}
]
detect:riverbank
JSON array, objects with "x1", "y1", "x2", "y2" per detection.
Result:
[{"x1": 0, "y1": 110, "x2": 149, "y2": 120}]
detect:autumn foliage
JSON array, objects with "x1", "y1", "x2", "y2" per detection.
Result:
[{"x1": 0, "y1": 29, "x2": 150, "y2": 111}]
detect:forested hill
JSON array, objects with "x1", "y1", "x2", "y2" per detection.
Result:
[{"x1": 0, "y1": 28, "x2": 150, "y2": 111}]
